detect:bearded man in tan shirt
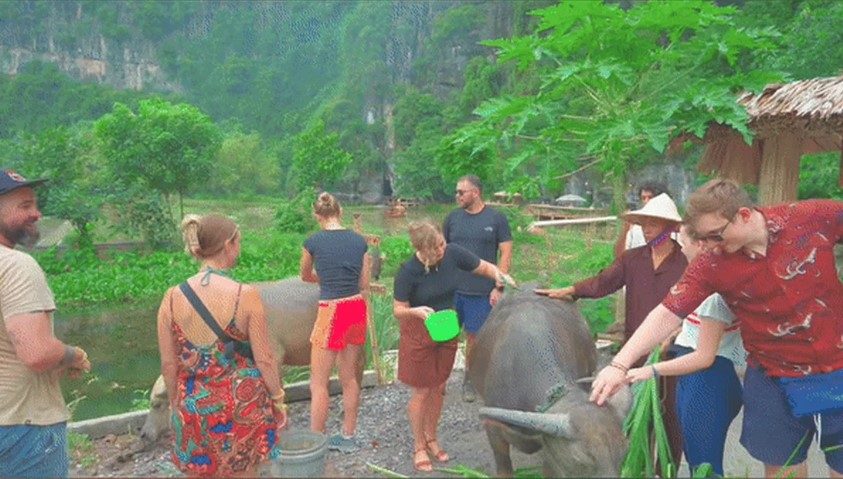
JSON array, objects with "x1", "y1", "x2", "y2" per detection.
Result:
[{"x1": 0, "y1": 170, "x2": 91, "y2": 478}]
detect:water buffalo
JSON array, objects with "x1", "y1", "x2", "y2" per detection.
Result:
[
  {"x1": 468, "y1": 286, "x2": 631, "y2": 477},
  {"x1": 140, "y1": 277, "x2": 325, "y2": 444}
]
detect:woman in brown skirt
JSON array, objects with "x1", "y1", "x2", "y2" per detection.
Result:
[{"x1": 393, "y1": 222, "x2": 516, "y2": 472}]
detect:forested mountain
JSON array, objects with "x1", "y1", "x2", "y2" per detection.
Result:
[
  {"x1": 0, "y1": 1, "x2": 561, "y2": 200},
  {"x1": 1, "y1": 0, "x2": 841, "y2": 237}
]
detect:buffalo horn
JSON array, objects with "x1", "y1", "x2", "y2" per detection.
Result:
[{"x1": 479, "y1": 407, "x2": 573, "y2": 438}]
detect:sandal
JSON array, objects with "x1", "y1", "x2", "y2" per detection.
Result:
[
  {"x1": 414, "y1": 448, "x2": 433, "y2": 472},
  {"x1": 425, "y1": 437, "x2": 450, "y2": 463}
]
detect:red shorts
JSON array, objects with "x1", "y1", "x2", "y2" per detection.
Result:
[{"x1": 310, "y1": 296, "x2": 367, "y2": 351}]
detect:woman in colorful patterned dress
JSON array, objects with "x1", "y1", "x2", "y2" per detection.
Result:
[{"x1": 157, "y1": 214, "x2": 287, "y2": 477}]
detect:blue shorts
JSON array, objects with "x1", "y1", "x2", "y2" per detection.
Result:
[
  {"x1": 0, "y1": 422, "x2": 68, "y2": 478},
  {"x1": 454, "y1": 292, "x2": 492, "y2": 335},
  {"x1": 740, "y1": 365, "x2": 843, "y2": 473}
]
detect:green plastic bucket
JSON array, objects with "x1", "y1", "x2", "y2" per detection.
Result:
[
  {"x1": 425, "y1": 309, "x2": 460, "y2": 342},
  {"x1": 271, "y1": 430, "x2": 327, "y2": 478}
]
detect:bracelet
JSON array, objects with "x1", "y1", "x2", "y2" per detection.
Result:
[
  {"x1": 608, "y1": 361, "x2": 629, "y2": 373},
  {"x1": 59, "y1": 345, "x2": 75, "y2": 368},
  {"x1": 652, "y1": 365, "x2": 660, "y2": 379}
]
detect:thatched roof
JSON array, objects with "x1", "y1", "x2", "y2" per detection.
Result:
[
  {"x1": 737, "y1": 74, "x2": 843, "y2": 138},
  {"x1": 696, "y1": 74, "x2": 843, "y2": 185}
]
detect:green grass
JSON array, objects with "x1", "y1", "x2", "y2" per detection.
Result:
[{"x1": 68, "y1": 432, "x2": 98, "y2": 469}]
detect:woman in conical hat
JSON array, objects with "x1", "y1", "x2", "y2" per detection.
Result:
[{"x1": 536, "y1": 192, "x2": 687, "y2": 470}]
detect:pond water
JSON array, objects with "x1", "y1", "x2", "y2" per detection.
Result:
[
  {"x1": 55, "y1": 302, "x2": 162, "y2": 422},
  {"x1": 54, "y1": 294, "x2": 397, "y2": 422}
]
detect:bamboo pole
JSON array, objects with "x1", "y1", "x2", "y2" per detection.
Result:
[
  {"x1": 353, "y1": 213, "x2": 385, "y2": 385},
  {"x1": 528, "y1": 215, "x2": 618, "y2": 229}
]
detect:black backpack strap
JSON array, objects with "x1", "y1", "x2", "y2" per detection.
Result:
[{"x1": 179, "y1": 282, "x2": 232, "y2": 345}]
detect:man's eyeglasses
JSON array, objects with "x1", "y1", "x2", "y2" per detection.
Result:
[
  {"x1": 695, "y1": 219, "x2": 732, "y2": 243},
  {"x1": 456, "y1": 189, "x2": 469, "y2": 196}
]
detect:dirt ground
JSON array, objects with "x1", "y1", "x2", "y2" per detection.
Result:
[{"x1": 70, "y1": 371, "x2": 527, "y2": 478}]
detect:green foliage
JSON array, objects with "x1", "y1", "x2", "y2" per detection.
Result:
[
  {"x1": 740, "y1": 0, "x2": 843, "y2": 79},
  {"x1": 390, "y1": 87, "x2": 452, "y2": 200},
  {"x1": 68, "y1": 432, "x2": 98, "y2": 469},
  {"x1": 454, "y1": 0, "x2": 784, "y2": 210},
  {"x1": 498, "y1": 206, "x2": 533, "y2": 233},
  {"x1": 622, "y1": 349, "x2": 675, "y2": 478},
  {"x1": 379, "y1": 236, "x2": 415, "y2": 278},
  {"x1": 274, "y1": 189, "x2": 318, "y2": 235},
  {"x1": 366, "y1": 293, "x2": 400, "y2": 373},
  {"x1": 96, "y1": 98, "x2": 222, "y2": 218},
  {"x1": 35, "y1": 229, "x2": 305, "y2": 308},
  {"x1": 20, "y1": 125, "x2": 105, "y2": 245},
  {"x1": 459, "y1": 57, "x2": 506, "y2": 116},
  {"x1": 434, "y1": 132, "x2": 499, "y2": 192},
  {"x1": 544, "y1": 234, "x2": 616, "y2": 333},
  {"x1": 429, "y1": 4, "x2": 485, "y2": 50},
  {"x1": 392, "y1": 131, "x2": 450, "y2": 201},
  {"x1": 130, "y1": 388, "x2": 151, "y2": 411},
  {"x1": 798, "y1": 152, "x2": 843, "y2": 200},
  {"x1": 208, "y1": 129, "x2": 281, "y2": 197},
  {"x1": 0, "y1": 61, "x2": 150, "y2": 138},
  {"x1": 110, "y1": 188, "x2": 177, "y2": 250},
  {"x1": 290, "y1": 120, "x2": 353, "y2": 192}
]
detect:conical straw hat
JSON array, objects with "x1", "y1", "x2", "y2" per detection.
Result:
[{"x1": 623, "y1": 193, "x2": 682, "y2": 224}]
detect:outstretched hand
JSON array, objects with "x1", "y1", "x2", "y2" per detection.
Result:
[
  {"x1": 590, "y1": 365, "x2": 627, "y2": 406},
  {"x1": 534, "y1": 286, "x2": 576, "y2": 301}
]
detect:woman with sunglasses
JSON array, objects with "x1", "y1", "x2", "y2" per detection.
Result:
[{"x1": 626, "y1": 224, "x2": 745, "y2": 476}]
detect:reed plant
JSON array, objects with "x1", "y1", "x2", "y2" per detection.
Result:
[{"x1": 621, "y1": 347, "x2": 676, "y2": 478}]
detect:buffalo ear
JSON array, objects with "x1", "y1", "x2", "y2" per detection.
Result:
[{"x1": 152, "y1": 375, "x2": 169, "y2": 401}]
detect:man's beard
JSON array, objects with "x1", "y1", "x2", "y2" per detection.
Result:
[{"x1": 0, "y1": 221, "x2": 40, "y2": 248}]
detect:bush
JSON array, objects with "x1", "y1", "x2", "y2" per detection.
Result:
[
  {"x1": 379, "y1": 236, "x2": 414, "y2": 278},
  {"x1": 274, "y1": 190, "x2": 316, "y2": 234}
]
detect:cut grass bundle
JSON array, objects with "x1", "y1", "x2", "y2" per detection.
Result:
[{"x1": 621, "y1": 347, "x2": 676, "y2": 478}]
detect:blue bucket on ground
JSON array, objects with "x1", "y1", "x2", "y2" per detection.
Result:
[{"x1": 271, "y1": 430, "x2": 328, "y2": 478}]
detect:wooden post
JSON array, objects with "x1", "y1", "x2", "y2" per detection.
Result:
[
  {"x1": 757, "y1": 133, "x2": 802, "y2": 205},
  {"x1": 353, "y1": 214, "x2": 386, "y2": 385}
]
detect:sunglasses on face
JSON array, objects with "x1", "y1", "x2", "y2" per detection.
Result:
[
  {"x1": 695, "y1": 218, "x2": 732, "y2": 243},
  {"x1": 456, "y1": 189, "x2": 473, "y2": 196}
]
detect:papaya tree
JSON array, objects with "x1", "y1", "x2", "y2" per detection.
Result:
[{"x1": 452, "y1": 0, "x2": 783, "y2": 211}]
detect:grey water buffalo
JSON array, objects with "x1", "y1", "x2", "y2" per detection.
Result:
[
  {"x1": 468, "y1": 286, "x2": 631, "y2": 477},
  {"x1": 140, "y1": 277, "x2": 325, "y2": 444}
]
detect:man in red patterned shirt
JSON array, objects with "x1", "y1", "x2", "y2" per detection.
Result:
[{"x1": 590, "y1": 178, "x2": 843, "y2": 478}]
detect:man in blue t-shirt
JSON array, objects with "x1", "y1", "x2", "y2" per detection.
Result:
[{"x1": 443, "y1": 175, "x2": 512, "y2": 402}]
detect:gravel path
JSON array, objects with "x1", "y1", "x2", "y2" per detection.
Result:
[
  {"x1": 70, "y1": 362, "x2": 830, "y2": 478},
  {"x1": 71, "y1": 370, "x2": 522, "y2": 478}
]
